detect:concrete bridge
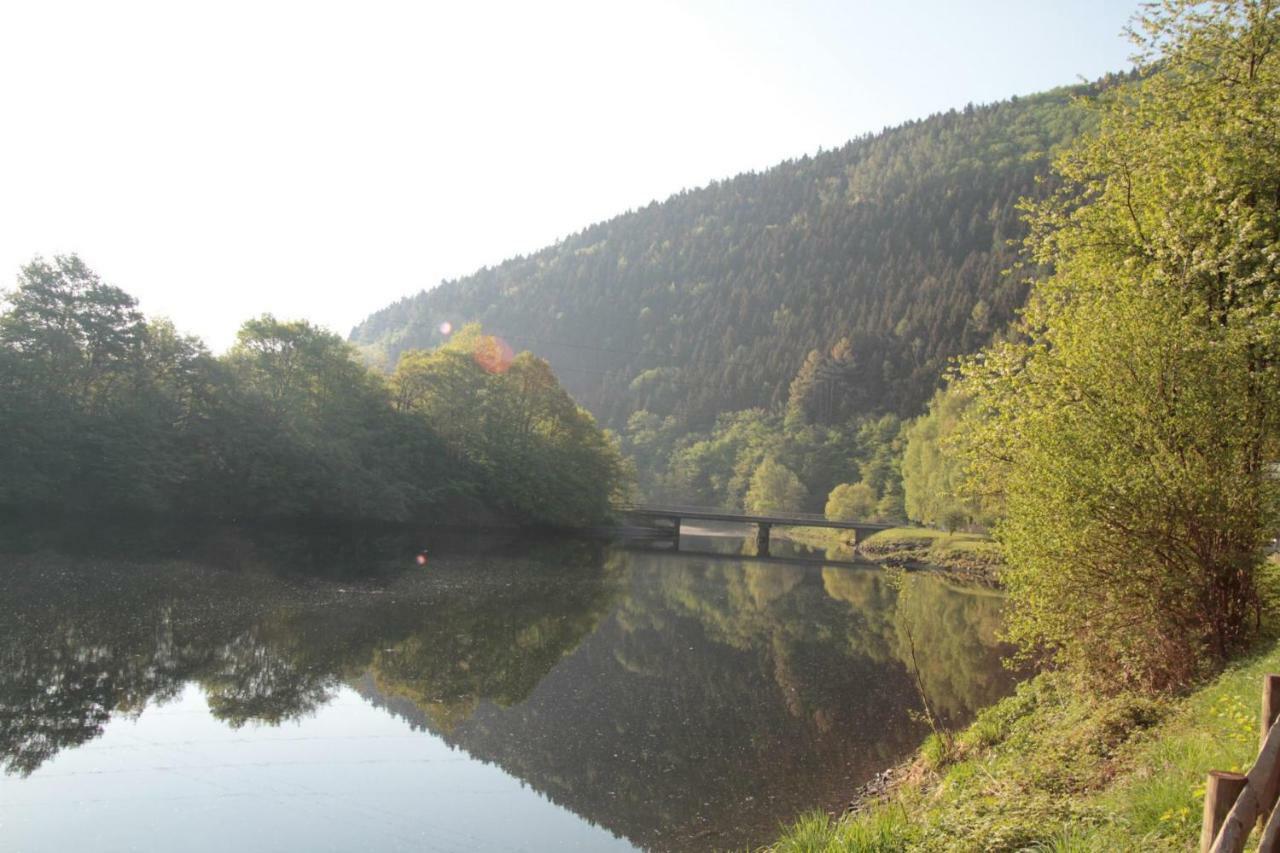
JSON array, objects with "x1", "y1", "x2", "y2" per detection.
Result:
[{"x1": 617, "y1": 504, "x2": 893, "y2": 556}]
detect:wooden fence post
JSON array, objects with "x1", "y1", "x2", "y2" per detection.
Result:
[
  {"x1": 1261, "y1": 675, "x2": 1280, "y2": 830},
  {"x1": 1202, "y1": 771, "x2": 1248, "y2": 853},
  {"x1": 1262, "y1": 675, "x2": 1280, "y2": 752},
  {"x1": 1260, "y1": 804, "x2": 1280, "y2": 853}
]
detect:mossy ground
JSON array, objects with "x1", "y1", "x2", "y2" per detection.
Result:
[{"x1": 768, "y1": 630, "x2": 1280, "y2": 852}]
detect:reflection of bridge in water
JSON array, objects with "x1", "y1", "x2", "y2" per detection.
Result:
[{"x1": 617, "y1": 504, "x2": 894, "y2": 556}]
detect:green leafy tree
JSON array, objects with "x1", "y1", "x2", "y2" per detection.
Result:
[
  {"x1": 785, "y1": 349, "x2": 824, "y2": 429},
  {"x1": 663, "y1": 409, "x2": 782, "y2": 509},
  {"x1": 617, "y1": 410, "x2": 682, "y2": 498},
  {"x1": 902, "y1": 386, "x2": 992, "y2": 527},
  {"x1": 0, "y1": 254, "x2": 146, "y2": 405},
  {"x1": 957, "y1": 0, "x2": 1280, "y2": 691},
  {"x1": 220, "y1": 316, "x2": 407, "y2": 517},
  {"x1": 825, "y1": 482, "x2": 877, "y2": 522},
  {"x1": 391, "y1": 324, "x2": 625, "y2": 525},
  {"x1": 745, "y1": 457, "x2": 807, "y2": 515},
  {"x1": 873, "y1": 485, "x2": 907, "y2": 525},
  {"x1": 0, "y1": 255, "x2": 166, "y2": 509},
  {"x1": 855, "y1": 415, "x2": 905, "y2": 497},
  {"x1": 0, "y1": 264, "x2": 622, "y2": 525}
]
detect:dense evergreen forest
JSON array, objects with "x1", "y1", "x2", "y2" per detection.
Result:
[
  {"x1": 351, "y1": 79, "x2": 1135, "y2": 512},
  {"x1": 0, "y1": 256, "x2": 623, "y2": 525},
  {"x1": 351, "y1": 82, "x2": 1122, "y2": 431}
]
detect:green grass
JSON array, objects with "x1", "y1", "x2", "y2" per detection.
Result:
[
  {"x1": 857, "y1": 528, "x2": 1002, "y2": 581},
  {"x1": 779, "y1": 525, "x2": 1003, "y2": 581},
  {"x1": 774, "y1": 808, "x2": 912, "y2": 853},
  {"x1": 768, "y1": 637, "x2": 1280, "y2": 851}
]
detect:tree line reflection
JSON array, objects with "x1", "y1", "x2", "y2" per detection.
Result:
[{"x1": 0, "y1": 525, "x2": 1012, "y2": 851}]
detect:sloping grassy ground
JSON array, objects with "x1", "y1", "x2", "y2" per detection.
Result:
[{"x1": 769, "y1": 629, "x2": 1280, "y2": 852}]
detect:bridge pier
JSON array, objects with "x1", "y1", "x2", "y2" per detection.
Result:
[
  {"x1": 672, "y1": 516, "x2": 681, "y2": 549},
  {"x1": 755, "y1": 522, "x2": 771, "y2": 557}
]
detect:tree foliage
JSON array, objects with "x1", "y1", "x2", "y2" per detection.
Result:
[
  {"x1": 956, "y1": 0, "x2": 1280, "y2": 691},
  {"x1": 902, "y1": 386, "x2": 993, "y2": 528},
  {"x1": 623, "y1": 403, "x2": 906, "y2": 518},
  {"x1": 391, "y1": 324, "x2": 625, "y2": 526},
  {"x1": 745, "y1": 457, "x2": 807, "y2": 515},
  {"x1": 348, "y1": 73, "x2": 1147, "y2": 510},
  {"x1": 351, "y1": 82, "x2": 1115, "y2": 443},
  {"x1": 825, "y1": 482, "x2": 877, "y2": 522},
  {"x1": 0, "y1": 257, "x2": 623, "y2": 525},
  {"x1": 0, "y1": 255, "x2": 147, "y2": 403}
]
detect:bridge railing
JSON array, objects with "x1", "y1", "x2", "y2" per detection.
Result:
[
  {"x1": 613, "y1": 503, "x2": 736, "y2": 514},
  {"x1": 614, "y1": 502, "x2": 886, "y2": 528}
]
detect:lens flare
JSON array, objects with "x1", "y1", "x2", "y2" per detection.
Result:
[
  {"x1": 473, "y1": 335, "x2": 515, "y2": 374},
  {"x1": 438, "y1": 321, "x2": 453, "y2": 336}
]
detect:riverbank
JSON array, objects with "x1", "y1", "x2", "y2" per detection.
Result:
[
  {"x1": 771, "y1": 629, "x2": 1280, "y2": 851},
  {"x1": 783, "y1": 526, "x2": 1002, "y2": 584},
  {"x1": 856, "y1": 528, "x2": 1001, "y2": 584}
]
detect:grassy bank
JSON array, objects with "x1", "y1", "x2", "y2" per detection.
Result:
[
  {"x1": 771, "y1": 634, "x2": 1280, "y2": 852},
  {"x1": 783, "y1": 526, "x2": 1002, "y2": 583},
  {"x1": 856, "y1": 528, "x2": 1001, "y2": 583}
]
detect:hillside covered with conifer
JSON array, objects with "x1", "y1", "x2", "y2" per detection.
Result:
[{"x1": 351, "y1": 79, "x2": 1127, "y2": 434}]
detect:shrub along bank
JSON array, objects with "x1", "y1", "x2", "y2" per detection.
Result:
[{"x1": 772, "y1": 625, "x2": 1280, "y2": 852}]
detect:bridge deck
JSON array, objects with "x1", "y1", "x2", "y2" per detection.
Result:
[{"x1": 619, "y1": 504, "x2": 894, "y2": 533}]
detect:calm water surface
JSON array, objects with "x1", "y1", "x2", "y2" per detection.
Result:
[{"x1": 0, "y1": 524, "x2": 1013, "y2": 851}]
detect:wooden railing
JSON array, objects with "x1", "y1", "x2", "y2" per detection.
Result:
[{"x1": 1201, "y1": 674, "x2": 1280, "y2": 851}]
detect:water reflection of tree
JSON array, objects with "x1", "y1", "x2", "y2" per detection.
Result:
[
  {"x1": 0, "y1": 565, "x2": 235, "y2": 775},
  {"x1": 364, "y1": 557, "x2": 621, "y2": 731},
  {"x1": 200, "y1": 623, "x2": 348, "y2": 728},
  {"x1": 0, "y1": 530, "x2": 1015, "y2": 853},
  {"x1": 0, "y1": 534, "x2": 618, "y2": 774},
  {"x1": 375, "y1": 554, "x2": 1015, "y2": 852},
  {"x1": 628, "y1": 559, "x2": 1012, "y2": 727},
  {"x1": 891, "y1": 575, "x2": 1010, "y2": 724}
]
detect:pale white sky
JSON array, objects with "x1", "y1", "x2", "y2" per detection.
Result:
[{"x1": 0, "y1": 0, "x2": 1140, "y2": 352}]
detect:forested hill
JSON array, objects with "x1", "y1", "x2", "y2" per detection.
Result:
[{"x1": 351, "y1": 79, "x2": 1123, "y2": 430}]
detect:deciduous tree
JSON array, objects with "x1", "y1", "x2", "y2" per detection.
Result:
[
  {"x1": 745, "y1": 457, "x2": 807, "y2": 515},
  {"x1": 957, "y1": 0, "x2": 1280, "y2": 691}
]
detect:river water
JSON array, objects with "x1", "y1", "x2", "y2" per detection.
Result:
[{"x1": 0, "y1": 523, "x2": 1013, "y2": 851}]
